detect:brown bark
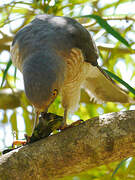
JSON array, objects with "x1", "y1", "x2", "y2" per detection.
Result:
[
  {"x1": 0, "y1": 44, "x2": 10, "y2": 52},
  {"x1": 0, "y1": 110, "x2": 135, "y2": 180},
  {"x1": 0, "y1": 89, "x2": 24, "y2": 109}
]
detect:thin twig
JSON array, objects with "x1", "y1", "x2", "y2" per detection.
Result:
[{"x1": 83, "y1": 15, "x2": 135, "y2": 28}]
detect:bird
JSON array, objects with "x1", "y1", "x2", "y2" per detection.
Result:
[{"x1": 10, "y1": 14, "x2": 134, "y2": 131}]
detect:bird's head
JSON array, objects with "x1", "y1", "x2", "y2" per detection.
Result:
[{"x1": 22, "y1": 50, "x2": 65, "y2": 112}]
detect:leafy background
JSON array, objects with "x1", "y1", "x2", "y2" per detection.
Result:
[{"x1": 0, "y1": 0, "x2": 135, "y2": 179}]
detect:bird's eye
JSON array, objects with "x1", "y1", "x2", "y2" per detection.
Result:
[{"x1": 52, "y1": 89, "x2": 58, "y2": 97}]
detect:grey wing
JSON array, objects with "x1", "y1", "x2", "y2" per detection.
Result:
[
  {"x1": 74, "y1": 24, "x2": 98, "y2": 66},
  {"x1": 10, "y1": 40, "x2": 22, "y2": 72},
  {"x1": 65, "y1": 17, "x2": 98, "y2": 66}
]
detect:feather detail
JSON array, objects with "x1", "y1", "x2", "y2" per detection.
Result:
[
  {"x1": 83, "y1": 63, "x2": 135, "y2": 104},
  {"x1": 10, "y1": 42, "x2": 23, "y2": 72},
  {"x1": 61, "y1": 48, "x2": 85, "y2": 113}
]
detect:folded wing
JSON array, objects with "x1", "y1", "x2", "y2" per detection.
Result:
[{"x1": 83, "y1": 63, "x2": 134, "y2": 104}]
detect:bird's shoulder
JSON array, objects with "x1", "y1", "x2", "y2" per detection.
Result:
[
  {"x1": 34, "y1": 14, "x2": 99, "y2": 66},
  {"x1": 11, "y1": 14, "x2": 98, "y2": 66}
]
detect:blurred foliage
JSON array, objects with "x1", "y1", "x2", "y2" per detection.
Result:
[{"x1": 0, "y1": 0, "x2": 135, "y2": 179}]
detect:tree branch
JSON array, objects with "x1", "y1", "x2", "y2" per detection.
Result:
[
  {"x1": 83, "y1": 15, "x2": 135, "y2": 28},
  {"x1": 103, "y1": 16, "x2": 135, "y2": 21},
  {"x1": 0, "y1": 110, "x2": 135, "y2": 180},
  {"x1": 0, "y1": 89, "x2": 23, "y2": 109},
  {"x1": 97, "y1": 43, "x2": 135, "y2": 54},
  {"x1": 0, "y1": 89, "x2": 90, "y2": 109},
  {"x1": 0, "y1": 44, "x2": 10, "y2": 52}
]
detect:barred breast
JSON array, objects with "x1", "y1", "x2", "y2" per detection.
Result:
[{"x1": 61, "y1": 48, "x2": 86, "y2": 113}]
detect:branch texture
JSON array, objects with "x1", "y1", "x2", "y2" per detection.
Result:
[{"x1": 0, "y1": 110, "x2": 135, "y2": 180}]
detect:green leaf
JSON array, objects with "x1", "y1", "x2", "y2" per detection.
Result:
[
  {"x1": 1, "y1": 60, "x2": 12, "y2": 88},
  {"x1": 2, "y1": 111, "x2": 8, "y2": 124},
  {"x1": 103, "y1": 69, "x2": 135, "y2": 95},
  {"x1": 12, "y1": 7, "x2": 29, "y2": 14},
  {"x1": 10, "y1": 111, "x2": 18, "y2": 140},
  {"x1": 22, "y1": 109, "x2": 32, "y2": 135},
  {"x1": 77, "y1": 14, "x2": 130, "y2": 47},
  {"x1": 14, "y1": 67, "x2": 17, "y2": 84},
  {"x1": 112, "y1": 158, "x2": 128, "y2": 178}
]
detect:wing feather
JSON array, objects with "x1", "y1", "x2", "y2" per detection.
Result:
[{"x1": 83, "y1": 63, "x2": 134, "y2": 104}]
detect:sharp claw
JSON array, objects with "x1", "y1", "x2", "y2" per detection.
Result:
[
  {"x1": 60, "y1": 124, "x2": 68, "y2": 130},
  {"x1": 60, "y1": 119, "x2": 84, "y2": 130},
  {"x1": 12, "y1": 140, "x2": 26, "y2": 148},
  {"x1": 71, "y1": 119, "x2": 84, "y2": 126},
  {"x1": 12, "y1": 133, "x2": 32, "y2": 147},
  {"x1": 24, "y1": 134, "x2": 31, "y2": 143}
]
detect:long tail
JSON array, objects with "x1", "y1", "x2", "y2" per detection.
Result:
[{"x1": 83, "y1": 63, "x2": 135, "y2": 104}]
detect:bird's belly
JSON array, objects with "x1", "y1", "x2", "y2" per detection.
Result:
[
  {"x1": 61, "y1": 48, "x2": 86, "y2": 113},
  {"x1": 61, "y1": 81, "x2": 83, "y2": 113}
]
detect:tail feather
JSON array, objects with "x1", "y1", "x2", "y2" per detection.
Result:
[{"x1": 83, "y1": 63, "x2": 135, "y2": 104}]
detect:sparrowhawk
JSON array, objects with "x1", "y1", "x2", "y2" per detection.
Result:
[{"x1": 10, "y1": 14, "x2": 133, "y2": 129}]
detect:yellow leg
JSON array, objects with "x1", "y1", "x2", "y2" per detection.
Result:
[
  {"x1": 33, "y1": 111, "x2": 40, "y2": 130},
  {"x1": 12, "y1": 111, "x2": 40, "y2": 147},
  {"x1": 60, "y1": 109, "x2": 84, "y2": 130},
  {"x1": 60, "y1": 109, "x2": 68, "y2": 129},
  {"x1": 63, "y1": 109, "x2": 67, "y2": 126}
]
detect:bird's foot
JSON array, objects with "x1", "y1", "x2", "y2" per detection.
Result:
[
  {"x1": 12, "y1": 134, "x2": 31, "y2": 148},
  {"x1": 60, "y1": 119, "x2": 84, "y2": 130},
  {"x1": 12, "y1": 140, "x2": 27, "y2": 148}
]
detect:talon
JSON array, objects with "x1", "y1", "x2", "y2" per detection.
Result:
[
  {"x1": 70, "y1": 119, "x2": 84, "y2": 126},
  {"x1": 60, "y1": 119, "x2": 84, "y2": 130},
  {"x1": 60, "y1": 124, "x2": 68, "y2": 130},
  {"x1": 12, "y1": 133, "x2": 33, "y2": 147},
  {"x1": 24, "y1": 134, "x2": 31, "y2": 143},
  {"x1": 12, "y1": 140, "x2": 26, "y2": 148}
]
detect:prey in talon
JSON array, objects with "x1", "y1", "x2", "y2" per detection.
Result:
[
  {"x1": 12, "y1": 113, "x2": 63, "y2": 147},
  {"x1": 25, "y1": 113, "x2": 63, "y2": 143}
]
